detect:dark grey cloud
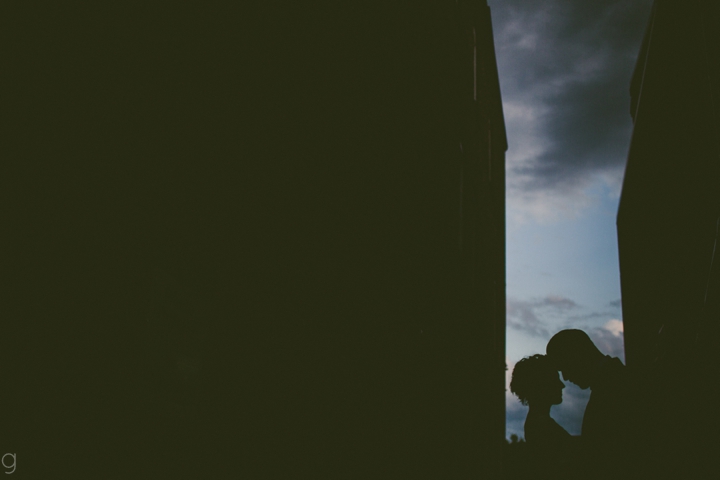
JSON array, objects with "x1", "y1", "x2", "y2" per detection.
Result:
[
  {"x1": 490, "y1": 0, "x2": 654, "y2": 215},
  {"x1": 507, "y1": 300, "x2": 549, "y2": 337},
  {"x1": 507, "y1": 295, "x2": 579, "y2": 337},
  {"x1": 609, "y1": 298, "x2": 622, "y2": 308}
]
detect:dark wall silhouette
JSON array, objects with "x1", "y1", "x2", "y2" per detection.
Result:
[
  {"x1": 4, "y1": 1, "x2": 506, "y2": 477},
  {"x1": 617, "y1": 0, "x2": 720, "y2": 477}
]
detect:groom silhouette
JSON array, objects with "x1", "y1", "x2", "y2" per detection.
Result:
[{"x1": 546, "y1": 329, "x2": 636, "y2": 477}]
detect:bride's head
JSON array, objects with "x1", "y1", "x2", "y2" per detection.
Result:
[{"x1": 510, "y1": 354, "x2": 565, "y2": 407}]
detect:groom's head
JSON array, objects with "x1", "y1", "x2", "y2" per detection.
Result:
[{"x1": 546, "y1": 329, "x2": 605, "y2": 389}]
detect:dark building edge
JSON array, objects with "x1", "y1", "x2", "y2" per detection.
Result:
[{"x1": 617, "y1": 0, "x2": 720, "y2": 476}]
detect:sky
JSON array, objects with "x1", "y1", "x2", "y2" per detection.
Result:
[{"x1": 487, "y1": 0, "x2": 655, "y2": 438}]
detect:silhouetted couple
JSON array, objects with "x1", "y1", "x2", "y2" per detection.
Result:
[{"x1": 511, "y1": 329, "x2": 633, "y2": 478}]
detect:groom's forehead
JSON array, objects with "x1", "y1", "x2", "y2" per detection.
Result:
[
  {"x1": 554, "y1": 360, "x2": 579, "y2": 374},
  {"x1": 545, "y1": 354, "x2": 564, "y2": 370}
]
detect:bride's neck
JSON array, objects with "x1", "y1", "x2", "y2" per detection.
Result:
[{"x1": 528, "y1": 402, "x2": 552, "y2": 416}]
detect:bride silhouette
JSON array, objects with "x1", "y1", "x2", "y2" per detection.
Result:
[
  {"x1": 510, "y1": 354, "x2": 571, "y2": 444},
  {"x1": 508, "y1": 354, "x2": 578, "y2": 479}
]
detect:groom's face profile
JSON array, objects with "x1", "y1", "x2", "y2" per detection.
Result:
[
  {"x1": 559, "y1": 362, "x2": 591, "y2": 389},
  {"x1": 529, "y1": 368, "x2": 565, "y2": 405},
  {"x1": 547, "y1": 329, "x2": 604, "y2": 390}
]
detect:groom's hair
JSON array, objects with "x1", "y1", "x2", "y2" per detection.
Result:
[
  {"x1": 510, "y1": 354, "x2": 554, "y2": 406},
  {"x1": 546, "y1": 329, "x2": 602, "y2": 367}
]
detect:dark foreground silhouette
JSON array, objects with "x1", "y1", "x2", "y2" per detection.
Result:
[{"x1": 5, "y1": 1, "x2": 507, "y2": 478}]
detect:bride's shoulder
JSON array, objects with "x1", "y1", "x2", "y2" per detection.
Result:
[{"x1": 525, "y1": 414, "x2": 571, "y2": 444}]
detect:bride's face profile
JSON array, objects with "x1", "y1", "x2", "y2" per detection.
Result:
[{"x1": 510, "y1": 355, "x2": 566, "y2": 408}]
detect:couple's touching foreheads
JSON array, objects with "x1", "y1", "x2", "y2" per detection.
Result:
[{"x1": 510, "y1": 329, "x2": 634, "y2": 479}]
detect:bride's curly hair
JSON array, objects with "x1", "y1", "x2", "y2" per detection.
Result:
[{"x1": 510, "y1": 354, "x2": 555, "y2": 406}]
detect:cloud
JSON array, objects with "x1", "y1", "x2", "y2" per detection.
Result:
[
  {"x1": 507, "y1": 303, "x2": 549, "y2": 338},
  {"x1": 539, "y1": 295, "x2": 578, "y2": 310},
  {"x1": 490, "y1": 0, "x2": 654, "y2": 223},
  {"x1": 566, "y1": 311, "x2": 613, "y2": 322},
  {"x1": 588, "y1": 318, "x2": 625, "y2": 361},
  {"x1": 608, "y1": 298, "x2": 622, "y2": 308},
  {"x1": 507, "y1": 295, "x2": 579, "y2": 338},
  {"x1": 603, "y1": 318, "x2": 623, "y2": 336}
]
